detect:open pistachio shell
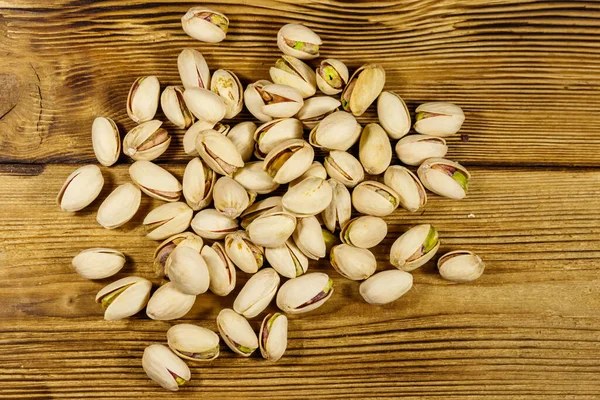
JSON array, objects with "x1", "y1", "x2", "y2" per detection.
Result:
[
  {"x1": 254, "y1": 118, "x2": 303, "y2": 160},
  {"x1": 330, "y1": 244, "x2": 377, "y2": 281},
  {"x1": 213, "y1": 176, "x2": 250, "y2": 219},
  {"x1": 96, "y1": 183, "x2": 141, "y2": 229},
  {"x1": 129, "y1": 160, "x2": 182, "y2": 202},
  {"x1": 316, "y1": 58, "x2": 348, "y2": 95},
  {"x1": 123, "y1": 120, "x2": 171, "y2": 161},
  {"x1": 72, "y1": 248, "x2": 125, "y2": 280},
  {"x1": 260, "y1": 84, "x2": 304, "y2": 119},
  {"x1": 276, "y1": 272, "x2": 333, "y2": 314},
  {"x1": 178, "y1": 48, "x2": 210, "y2": 90},
  {"x1": 184, "y1": 88, "x2": 227, "y2": 123},
  {"x1": 226, "y1": 121, "x2": 256, "y2": 162},
  {"x1": 417, "y1": 157, "x2": 471, "y2": 200},
  {"x1": 183, "y1": 157, "x2": 216, "y2": 211},
  {"x1": 288, "y1": 161, "x2": 328, "y2": 188},
  {"x1": 384, "y1": 165, "x2": 427, "y2": 212},
  {"x1": 211, "y1": 69, "x2": 243, "y2": 119},
  {"x1": 390, "y1": 224, "x2": 440, "y2": 271},
  {"x1": 437, "y1": 250, "x2": 485, "y2": 282},
  {"x1": 296, "y1": 96, "x2": 341, "y2": 129},
  {"x1": 341, "y1": 64, "x2": 385, "y2": 116},
  {"x1": 153, "y1": 232, "x2": 203, "y2": 278},
  {"x1": 91, "y1": 117, "x2": 120, "y2": 167},
  {"x1": 340, "y1": 216, "x2": 387, "y2": 249},
  {"x1": 266, "y1": 239, "x2": 309, "y2": 279},
  {"x1": 165, "y1": 246, "x2": 210, "y2": 295},
  {"x1": 167, "y1": 324, "x2": 220, "y2": 362},
  {"x1": 351, "y1": 181, "x2": 399, "y2": 217},
  {"x1": 292, "y1": 215, "x2": 326, "y2": 260},
  {"x1": 143, "y1": 202, "x2": 193, "y2": 241},
  {"x1": 57, "y1": 165, "x2": 104, "y2": 212},
  {"x1": 269, "y1": 55, "x2": 316, "y2": 99},
  {"x1": 95, "y1": 276, "x2": 152, "y2": 320},
  {"x1": 127, "y1": 76, "x2": 160, "y2": 123},
  {"x1": 233, "y1": 268, "x2": 280, "y2": 318},
  {"x1": 183, "y1": 120, "x2": 219, "y2": 156},
  {"x1": 233, "y1": 161, "x2": 279, "y2": 195},
  {"x1": 217, "y1": 308, "x2": 258, "y2": 357},
  {"x1": 277, "y1": 23, "x2": 322, "y2": 60},
  {"x1": 246, "y1": 206, "x2": 297, "y2": 248},
  {"x1": 263, "y1": 139, "x2": 314, "y2": 184},
  {"x1": 196, "y1": 129, "x2": 245, "y2": 177},
  {"x1": 259, "y1": 313, "x2": 288, "y2": 362},
  {"x1": 395, "y1": 135, "x2": 448, "y2": 166},
  {"x1": 321, "y1": 179, "x2": 351, "y2": 233},
  {"x1": 414, "y1": 102, "x2": 465, "y2": 137},
  {"x1": 146, "y1": 282, "x2": 196, "y2": 321},
  {"x1": 309, "y1": 111, "x2": 361, "y2": 151},
  {"x1": 358, "y1": 123, "x2": 392, "y2": 175},
  {"x1": 225, "y1": 230, "x2": 264, "y2": 274},
  {"x1": 191, "y1": 208, "x2": 238, "y2": 240},
  {"x1": 240, "y1": 196, "x2": 282, "y2": 229},
  {"x1": 142, "y1": 344, "x2": 191, "y2": 391},
  {"x1": 202, "y1": 242, "x2": 236, "y2": 296},
  {"x1": 359, "y1": 269, "x2": 413, "y2": 305},
  {"x1": 244, "y1": 80, "x2": 273, "y2": 123},
  {"x1": 161, "y1": 86, "x2": 194, "y2": 129},
  {"x1": 282, "y1": 176, "x2": 333, "y2": 217},
  {"x1": 377, "y1": 91, "x2": 411, "y2": 139},
  {"x1": 323, "y1": 151, "x2": 364, "y2": 188},
  {"x1": 181, "y1": 7, "x2": 228, "y2": 43}
]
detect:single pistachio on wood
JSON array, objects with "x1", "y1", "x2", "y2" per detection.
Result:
[
  {"x1": 153, "y1": 232, "x2": 203, "y2": 278},
  {"x1": 142, "y1": 344, "x2": 191, "y2": 391},
  {"x1": 178, "y1": 48, "x2": 211, "y2": 90},
  {"x1": 183, "y1": 88, "x2": 227, "y2": 123},
  {"x1": 309, "y1": 110, "x2": 361, "y2": 151},
  {"x1": 269, "y1": 55, "x2": 316, "y2": 98},
  {"x1": 259, "y1": 313, "x2": 288, "y2": 362},
  {"x1": 217, "y1": 308, "x2": 259, "y2": 357},
  {"x1": 161, "y1": 86, "x2": 194, "y2": 129},
  {"x1": 95, "y1": 276, "x2": 152, "y2": 320},
  {"x1": 211, "y1": 69, "x2": 243, "y2": 119},
  {"x1": 359, "y1": 123, "x2": 392, "y2": 175},
  {"x1": 246, "y1": 206, "x2": 297, "y2": 248},
  {"x1": 277, "y1": 23, "x2": 322, "y2": 60},
  {"x1": 183, "y1": 157, "x2": 216, "y2": 211},
  {"x1": 377, "y1": 91, "x2": 411, "y2": 139},
  {"x1": 316, "y1": 58, "x2": 348, "y2": 95},
  {"x1": 224, "y1": 230, "x2": 264, "y2": 274},
  {"x1": 259, "y1": 84, "x2": 304, "y2": 119},
  {"x1": 129, "y1": 160, "x2": 182, "y2": 202},
  {"x1": 233, "y1": 161, "x2": 279, "y2": 195},
  {"x1": 254, "y1": 118, "x2": 303, "y2": 160},
  {"x1": 167, "y1": 324, "x2": 220, "y2": 362},
  {"x1": 395, "y1": 134, "x2": 448, "y2": 166},
  {"x1": 191, "y1": 208, "x2": 238, "y2": 240},
  {"x1": 359, "y1": 269, "x2": 413, "y2": 305},
  {"x1": 202, "y1": 242, "x2": 236, "y2": 296},
  {"x1": 296, "y1": 96, "x2": 341, "y2": 129},
  {"x1": 96, "y1": 183, "x2": 141, "y2": 229},
  {"x1": 181, "y1": 7, "x2": 228, "y2": 43},
  {"x1": 276, "y1": 272, "x2": 333, "y2": 314},
  {"x1": 196, "y1": 129, "x2": 245, "y2": 177},
  {"x1": 417, "y1": 157, "x2": 471, "y2": 200},
  {"x1": 351, "y1": 181, "x2": 399, "y2": 217},
  {"x1": 244, "y1": 80, "x2": 273, "y2": 123},
  {"x1": 263, "y1": 139, "x2": 314, "y2": 184},
  {"x1": 414, "y1": 102, "x2": 465, "y2": 137},
  {"x1": 341, "y1": 64, "x2": 385, "y2": 117},
  {"x1": 323, "y1": 150, "x2": 364, "y2": 188},
  {"x1": 127, "y1": 76, "x2": 160, "y2": 123},
  {"x1": 183, "y1": 120, "x2": 222, "y2": 156},
  {"x1": 288, "y1": 161, "x2": 328, "y2": 188},
  {"x1": 340, "y1": 216, "x2": 387, "y2": 249},
  {"x1": 72, "y1": 248, "x2": 125, "y2": 280},
  {"x1": 233, "y1": 268, "x2": 280, "y2": 318},
  {"x1": 146, "y1": 282, "x2": 196, "y2": 321},
  {"x1": 437, "y1": 250, "x2": 485, "y2": 282},
  {"x1": 384, "y1": 165, "x2": 427, "y2": 212},
  {"x1": 292, "y1": 215, "x2": 326, "y2": 260},
  {"x1": 213, "y1": 176, "x2": 251, "y2": 219},
  {"x1": 240, "y1": 196, "x2": 282, "y2": 229},
  {"x1": 143, "y1": 202, "x2": 193, "y2": 241},
  {"x1": 123, "y1": 120, "x2": 171, "y2": 161},
  {"x1": 165, "y1": 246, "x2": 210, "y2": 295},
  {"x1": 321, "y1": 179, "x2": 351, "y2": 233},
  {"x1": 91, "y1": 117, "x2": 120, "y2": 167},
  {"x1": 330, "y1": 244, "x2": 377, "y2": 281},
  {"x1": 390, "y1": 224, "x2": 440, "y2": 271},
  {"x1": 226, "y1": 121, "x2": 256, "y2": 162},
  {"x1": 282, "y1": 176, "x2": 333, "y2": 218},
  {"x1": 56, "y1": 165, "x2": 104, "y2": 212},
  {"x1": 265, "y1": 239, "x2": 309, "y2": 279}
]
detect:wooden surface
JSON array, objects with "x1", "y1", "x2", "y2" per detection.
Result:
[{"x1": 1, "y1": 1, "x2": 600, "y2": 398}]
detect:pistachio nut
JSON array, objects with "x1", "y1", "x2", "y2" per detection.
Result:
[
  {"x1": 316, "y1": 58, "x2": 348, "y2": 95},
  {"x1": 154, "y1": 232, "x2": 203, "y2": 277},
  {"x1": 196, "y1": 129, "x2": 245, "y2": 177},
  {"x1": 95, "y1": 276, "x2": 152, "y2": 320},
  {"x1": 359, "y1": 269, "x2": 413, "y2": 305},
  {"x1": 321, "y1": 179, "x2": 351, "y2": 233},
  {"x1": 259, "y1": 313, "x2": 288, "y2": 362},
  {"x1": 181, "y1": 7, "x2": 228, "y2": 43},
  {"x1": 390, "y1": 224, "x2": 440, "y2": 271},
  {"x1": 213, "y1": 176, "x2": 251, "y2": 219},
  {"x1": 340, "y1": 216, "x2": 387, "y2": 249},
  {"x1": 377, "y1": 91, "x2": 411, "y2": 139},
  {"x1": 167, "y1": 324, "x2": 220, "y2": 362},
  {"x1": 233, "y1": 267, "x2": 280, "y2": 318},
  {"x1": 246, "y1": 206, "x2": 297, "y2": 248},
  {"x1": 437, "y1": 250, "x2": 485, "y2": 282},
  {"x1": 244, "y1": 80, "x2": 273, "y2": 123},
  {"x1": 177, "y1": 48, "x2": 211, "y2": 90},
  {"x1": 383, "y1": 165, "x2": 427, "y2": 212},
  {"x1": 233, "y1": 161, "x2": 279, "y2": 195},
  {"x1": 142, "y1": 344, "x2": 191, "y2": 391},
  {"x1": 323, "y1": 150, "x2": 364, "y2": 188},
  {"x1": 276, "y1": 272, "x2": 333, "y2": 314},
  {"x1": 240, "y1": 196, "x2": 282, "y2": 229},
  {"x1": 296, "y1": 96, "x2": 341, "y2": 129},
  {"x1": 211, "y1": 69, "x2": 243, "y2": 119},
  {"x1": 165, "y1": 246, "x2": 210, "y2": 295},
  {"x1": 254, "y1": 118, "x2": 303, "y2": 160},
  {"x1": 283, "y1": 176, "x2": 333, "y2": 217},
  {"x1": 417, "y1": 158, "x2": 470, "y2": 200},
  {"x1": 265, "y1": 239, "x2": 308, "y2": 279},
  {"x1": 226, "y1": 121, "x2": 256, "y2": 162},
  {"x1": 96, "y1": 183, "x2": 141, "y2": 229},
  {"x1": 288, "y1": 161, "x2": 328, "y2": 188},
  {"x1": 351, "y1": 181, "x2": 399, "y2": 217},
  {"x1": 358, "y1": 123, "x2": 392, "y2": 175},
  {"x1": 224, "y1": 230, "x2": 264, "y2": 274},
  {"x1": 341, "y1": 64, "x2": 385, "y2": 116},
  {"x1": 127, "y1": 76, "x2": 160, "y2": 123},
  {"x1": 183, "y1": 157, "x2": 216, "y2": 211},
  {"x1": 269, "y1": 55, "x2": 316, "y2": 99},
  {"x1": 146, "y1": 281, "x2": 196, "y2": 321},
  {"x1": 277, "y1": 23, "x2": 322, "y2": 60},
  {"x1": 161, "y1": 86, "x2": 194, "y2": 129},
  {"x1": 330, "y1": 244, "x2": 377, "y2": 281},
  {"x1": 414, "y1": 102, "x2": 465, "y2": 137},
  {"x1": 259, "y1": 84, "x2": 304, "y2": 119},
  {"x1": 72, "y1": 248, "x2": 125, "y2": 280},
  {"x1": 322, "y1": 228, "x2": 339, "y2": 255},
  {"x1": 129, "y1": 160, "x2": 182, "y2": 202},
  {"x1": 143, "y1": 202, "x2": 193, "y2": 241},
  {"x1": 184, "y1": 88, "x2": 227, "y2": 123},
  {"x1": 217, "y1": 308, "x2": 258, "y2": 357},
  {"x1": 91, "y1": 117, "x2": 120, "y2": 167},
  {"x1": 183, "y1": 120, "x2": 222, "y2": 156},
  {"x1": 292, "y1": 215, "x2": 326, "y2": 260},
  {"x1": 191, "y1": 208, "x2": 238, "y2": 240},
  {"x1": 395, "y1": 134, "x2": 448, "y2": 166},
  {"x1": 263, "y1": 139, "x2": 314, "y2": 184},
  {"x1": 309, "y1": 111, "x2": 361, "y2": 151},
  {"x1": 56, "y1": 165, "x2": 104, "y2": 212},
  {"x1": 123, "y1": 120, "x2": 171, "y2": 161},
  {"x1": 202, "y1": 242, "x2": 236, "y2": 296}
]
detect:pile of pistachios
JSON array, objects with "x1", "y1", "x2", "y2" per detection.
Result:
[{"x1": 57, "y1": 7, "x2": 486, "y2": 391}]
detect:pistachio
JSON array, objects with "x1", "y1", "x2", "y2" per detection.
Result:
[
  {"x1": 323, "y1": 151, "x2": 364, "y2": 188},
  {"x1": 178, "y1": 49, "x2": 211, "y2": 90},
  {"x1": 330, "y1": 244, "x2": 377, "y2": 281},
  {"x1": 296, "y1": 96, "x2": 341, "y2": 129},
  {"x1": 283, "y1": 176, "x2": 333, "y2": 217},
  {"x1": 269, "y1": 55, "x2": 316, "y2": 98},
  {"x1": 341, "y1": 64, "x2": 385, "y2": 116},
  {"x1": 211, "y1": 69, "x2": 243, "y2": 119},
  {"x1": 72, "y1": 248, "x2": 125, "y2": 280},
  {"x1": 437, "y1": 250, "x2": 485, "y2": 282},
  {"x1": 123, "y1": 120, "x2": 171, "y2": 161},
  {"x1": 263, "y1": 139, "x2": 314, "y2": 184},
  {"x1": 129, "y1": 160, "x2": 182, "y2": 202},
  {"x1": 288, "y1": 161, "x2": 328, "y2": 188},
  {"x1": 191, "y1": 208, "x2": 239, "y2": 240},
  {"x1": 240, "y1": 196, "x2": 282, "y2": 229},
  {"x1": 56, "y1": 165, "x2": 104, "y2": 212},
  {"x1": 196, "y1": 129, "x2": 245, "y2": 177},
  {"x1": 226, "y1": 121, "x2": 256, "y2": 162},
  {"x1": 358, "y1": 123, "x2": 392, "y2": 175},
  {"x1": 142, "y1": 344, "x2": 191, "y2": 391},
  {"x1": 309, "y1": 111, "x2": 361, "y2": 151},
  {"x1": 321, "y1": 179, "x2": 351, "y2": 233},
  {"x1": 244, "y1": 80, "x2": 273, "y2": 123},
  {"x1": 359, "y1": 270, "x2": 413, "y2": 305},
  {"x1": 165, "y1": 246, "x2": 210, "y2": 295},
  {"x1": 161, "y1": 86, "x2": 194, "y2": 129},
  {"x1": 377, "y1": 91, "x2": 411, "y2": 139},
  {"x1": 143, "y1": 202, "x2": 193, "y2": 241},
  {"x1": 383, "y1": 165, "x2": 427, "y2": 212},
  {"x1": 390, "y1": 224, "x2": 440, "y2": 271},
  {"x1": 146, "y1": 282, "x2": 196, "y2": 321},
  {"x1": 183, "y1": 120, "x2": 220, "y2": 156},
  {"x1": 417, "y1": 158, "x2": 471, "y2": 200},
  {"x1": 95, "y1": 276, "x2": 152, "y2": 320},
  {"x1": 259, "y1": 313, "x2": 288, "y2": 362},
  {"x1": 96, "y1": 183, "x2": 141, "y2": 229},
  {"x1": 167, "y1": 324, "x2": 220, "y2": 362},
  {"x1": 254, "y1": 118, "x2": 303, "y2": 160},
  {"x1": 213, "y1": 176, "x2": 251, "y2": 219},
  {"x1": 259, "y1": 84, "x2": 304, "y2": 118},
  {"x1": 292, "y1": 215, "x2": 326, "y2": 260},
  {"x1": 183, "y1": 88, "x2": 227, "y2": 123},
  {"x1": 322, "y1": 228, "x2": 339, "y2": 255},
  {"x1": 277, "y1": 23, "x2": 322, "y2": 60},
  {"x1": 233, "y1": 161, "x2": 279, "y2": 195},
  {"x1": 351, "y1": 181, "x2": 399, "y2": 217},
  {"x1": 414, "y1": 102, "x2": 465, "y2": 137},
  {"x1": 340, "y1": 216, "x2": 387, "y2": 249},
  {"x1": 183, "y1": 157, "x2": 216, "y2": 211},
  {"x1": 233, "y1": 268, "x2": 280, "y2": 318},
  {"x1": 224, "y1": 230, "x2": 265, "y2": 274},
  {"x1": 153, "y1": 233, "x2": 203, "y2": 278},
  {"x1": 217, "y1": 308, "x2": 258, "y2": 357},
  {"x1": 246, "y1": 206, "x2": 297, "y2": 248},
  {"x1": 91, "y1": 117, "x2": 120, "y2": 167},
  {"x1": 395, "y1": 135, "x2": 448, "y2": 166},
  {"x1": 127, "y1": 76, "x2": 160, "y2": 123},
  {"x1": 202, "y1": 242, "x2": 236, "y2": 296},
  {"x1": 265, "y1": 239, "x2": 308, "y2": 279},
  {"x1": 181, "y1": 7, "x2": 228, "y2": 43},
  {"x1": 276, "y1": 272, "x2": 333, "y2": 314},
  {"x1": 316, "y1": 58, "x2": 348, "y2": 95}
]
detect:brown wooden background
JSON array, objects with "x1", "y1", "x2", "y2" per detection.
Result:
[{"x1": 1, "y1": 1, "x2": 600, "y2": 398}]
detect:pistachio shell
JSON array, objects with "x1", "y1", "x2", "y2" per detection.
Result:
[
  {"x1": 330, "y1": 244, "x2": 377, "y2": 281},
  {"x1": 153, "y1": 233, "x2": 204, "y2": 278},
  {"x1": 276, "y1": 272, "x2": 333, "y2": 314},
  {"x1": 233, "y1": 268, "x2": 280, "y2": 318},
  {"x1": 202, "y1": 242, "x2": 236, "y2": 296},
  {"x1": 292, "y1": 215, "x2": 326, "y2": 260},
  {"x1": 259, "y1": 313, "x2": 288, "y2": 362},
  {"x1": 316, "y1": 58, "x2": 348, "y2": 95},
  {"x1": 211, "y1": 69, "x2": 243, "y2": 119},
  {"x1": 233, "y1": 161, "x2": 279, "y2": 194},
  {"x1": 123, "y1": 120, "x2": 171, "y2": 161},
  {"x1": 91, "y1": 117, "x2": 120, "y2": 167},
  {"x1": 269, "y1": 55, "x2": 316, "y2": 99},
  {"x1": 377, "y1": 91, "x2": 411, "y2": 139},
  {"x1": 309, "y1": 111, "x2": 361, "y2": 151},
  {"x1": 161, "y1": 86, "x2": 194, "y2": 129},
  {"x1": 260, "y1": 84, "x2": 304, "y2": 118},
  {"x1": 95, "y1": 276, "x2": 152, "y2": 320},
  {"x1": 321, "y1": 179, "x2": 351, "y2": 232},
  {"x1": 183, "y1": 157, "x2": 216, "y2": 211},
  {"x1": 296, "y1": 96, "x2": 341, "y2": 129},
  {"x1": 288, "y1": 161, "x2": 328, "y2": 188},
  {"x1": 390, "y1": 224, "x2": 440, "y2": 271},
  {"x1": 96, "y1": 183, "x2": 141, "y2": 229},
  {"x1": 143, "y1": 202, "x2": 193, "y2": 241},
  {"x1": 240, "y1": 196, "x2": 282, "y2": 229},
  {"x1": 184, "y1": 88, "x2": 227, "y2": 123},
  {"x1": 265, "y1": 239, "x2": 308, "y2": 279},
  {"x1": 323, "y1": 151, "x2": 364, "y2": 188},
  {"x1": 127, "y1": 76, "x2": 160, "y2": 123},
  {"x1": 244, "y1": 80, "x2": 273, "y2": 123},
  {"x1": 142, "y1": 344, "x2": 191, "y2": 391},
  {"x1": 254, "y1": 118, "x2": 303, "y2": 159},
  {"x1": 72, "y1": 248, "x2": 125, "y2": 280},
  {"x1": 395, "y1": 135, "x2": 448, "y2": 166},
  {"x1": 181, "y1": 7, "x2": 228, "y2": 43},
  {"x1": 341, "y1": 64, "x2": 385, "y2": 116},
  {"x1": 277, "y1": 23, "x2": 322, "y2": 60},
  {"x1": 183, "y1": 120, "x2": 218, "y2": 156},
  {"x1": 263, "y1": 139, "x2": 314, "y2": 184},
  {"x1": 129, "y1": 160, "x2": 182, "y2": 202},
  {"x1": 358, "y1": 123, "x2": 392, "y2": 175},
  {"x1": 282, "y1": 176, "x2": 333, "y2": 217},
  {"x1": 414, "y1": 102, "x2": 465, "y2": 137},
  {"x1": 56, "y1": 165, "x2": 104, "y2": 212},
  {"x1": 384, "y1": 165, "x2": 427, "y2": 212},
  {"x1": 224, "y1": 230, "x2": 264, "y2": 274},
  {"x1": 167, "y1": 324, "x2": 220, "y2": 362},
  {"x1": 146, "y1": 282, "x2": 196, "y2": 321},
  {"x1": 351, "y1": 181, "x2": 399, "y2": 217},
  {"x1": 178, "y1": 48, "x2": 211, "y2": 90},
  {"x1": 191, "y1": 208, "x2": 239, "y2": 240},
  {"x1": 340, "y1": 216, "x2": 387, "y2": 249},
  {"x1": 226, "y1": 121, "x2": 256, "y2": 162},
  {"x1": 213, "y1": 176, "x2": 250, "y2": 219},
  {"x1": 217, "y1": 308, "x2": 258, "y2": 357},
  {"x1": 359, "y1": 270, "x2": 413, "y2": 305},
  {"x1": 196, "y1": 129, "x2": 245, "y2": 177},
  {"x1": 246, "y1": 206, "x2": 297, "y2": 248},
  {"x1": 437, "y1": 250, "x2": 485, "y2": 282},
  {"x1": 165, "y1": 246, "x2": 210, "y2": 295},
  {"x1": 417, "y1": 158, "x2": 471, "y2": 200}
]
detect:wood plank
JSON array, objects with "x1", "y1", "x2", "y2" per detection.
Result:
[{"x1": 1, "y1": 1, "x2": 600, "y2": 165}]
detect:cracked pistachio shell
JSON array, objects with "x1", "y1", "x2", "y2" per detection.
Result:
[
  {"x1": 330, "y1": 244, "x2": 377, "y2": 281},
  {"x1": 244, "y1": 80, "x2": 273, "y2": 123},
  {"x1": 167, "y1": 324, "x2": 220, "y2": 362},
  {"x1": 417, "y1": 158, "x2": 471, "y2": 200},
  {"x1": 217, "y1": 308, "x2": 258, "y2": 357},
  {"x1": 233, "y1": 268, "x2": 280, "y2": 318},
  {"x1": 254, "y1": 118, "x2": 303, "y2": 160},
  {"x1": 129, "y1": 160, "x2": 182, "y2": 202},
  {"x1": 341, "y1": 64, "x2": 385, "y2": 116},
  {"x1": 263, "y1": 139, "x2": 314, "y2": 184},
  {"x1": 143, "y1": 344, "x2": 191, "y2": 391},
  {"x1": 246, "y1": 206, "x2": 297, "y2": 248},
  {"x1": 72, "y1": 248, "x2": 125, "y2": 280},
  {"x1": 91, "y1": 117, "x2": 120, "y2": 167},
  {"x1": 240, "y1": 196, "x2": 282, "y2": 229},
  {"x1": 202, "y1": 242, "x2": 236, "y2": 296},
  {"x1": 154, "y1": 232, "x2": 203, "y2": 277},
  {"x1": 123, "y1": 120, "x2": 171, "y2": 161},
  {"x1": 390, "y1": 224, "x2": 440, "y2": 271},
  {"x1": 276, "y1": 272, "x2": 333, "y2": 314},
  {"x1": 316, "y1": 58, "x2": 348, "y2": 95},
  {"x1": 233, "y1": 161, "x2": 279, "y2": 195},
  {"x1": 414, "y1": 102, "x2": 465, "y2": 137},
  {"x1": 359, "y1": 123, "x2": 392, "y2": 175},
  {"x1": 56, "y1": 165, "x2": 104, "y2": 212},
  {"x1": 438, "y1": 250, "x2": 485, "y2": 282},
  {"x1": 277, "y1": 23, "x2": 322, "y2": 60},
  {"x1": 259, "y1": 313, "x2": 288, "y2": 362},
  {"x1": 127, "y1": 76, "x2": 160, "y2": 123},
  {"x1": 395, "y1": 135, "x2": 448, "y2": 166},
  {"x1": 269, "y1": 55, "x2": 316, "y2": 99},
  {"x1": 143, "y1": 202, "x2": 193, "y2": 241},
  {"x1": 184, "y1": 88, "x2": 226, "y2": 123},
  {"x1": 340, "y1": 216, "x2": 387, "y2": 249},
  {"x1": 165, "y1": 246, "x2": 210, "y2": 295},
  {"x1": 260, "y1": 84, "x2": 304, "y2": 118},
  {"x1": 96, "y1": 183, "x2": 141, "y2": 229},
  {"x1": 211, "y1": 69, "x2": 243, "y2": 119},
  {"x1": 183, "y1": 157, "x2": 216, "y2": 211},
  {"x1": 377, "y1": 91, "x2": 411, "y2": 139},
  {"x1": 289, "y1": 161, "x2": 327, "y2": 188},
  {"x1": 321, "y1": 179, "x2": 351, "y2": 233},
  {"x1": 181, "y1": 7, "x2": 228, "y2": 43},
  {"x1": 183, "y1": 120, "x2": 221, "y2": 156},
  {"x1": 292, "y1": 215, "x2": 326, "y2": 260},
  {"x1": 384, "y1": 166, "x2": 427, "y2": 212},
  {"x1": 296, "y1": 96, "x2": 341, "y2": 129},
  {"x1": 178, "y1": 48, "x2": 211, "y2": 90},
  {"x1": 265, "y1": 239, "x2": 308, "y2": 279},
  {"x1": 324, "y1": 150, "x2": 364, "y2": 188},
  {"x1": 351, "y1": 181, "x2": 399, "y2": 217},
  {"x1": 146, "y1": 282, "x2": 196, "y2": 321},
  {"x1": 161, "y1": 86, "x2": 194, "y2": 129},
  {"x1": 283, "y1": 176, "x2": 333, "y2": 217},
  {"x1": 359, "y1": 269, "x2": 413, "y2": 305},
  {"x1": 191, "y1": 208, "x2": 238, "y2": 240},
  {"x1": 309, "y1": 111, "x2": 361, "y2": 151},
  {"x1": 225, "y1": 230, "x2": 264, "y2": 274},
  {"x1": 226, "y1": 122, "x2": 256, "y2": 162},
  {"x1": 213, "y1": 176, "x2": 250, "y2": 219},
  {"x1": 196, "y1": 129, "x2": 245, "y2": 177},
  {"x1": 95, "y1": 276, "x2": 152, "y2": 320}
]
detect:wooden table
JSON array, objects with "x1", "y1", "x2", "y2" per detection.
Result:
[{"x1": 1, "y1": 1, "x2": 599, "y2": 398}]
